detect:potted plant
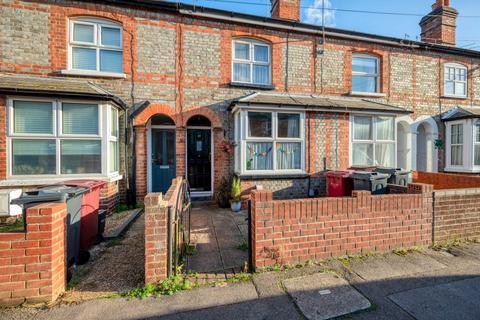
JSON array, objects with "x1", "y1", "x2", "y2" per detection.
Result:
[{"x1": 230, "y1": 176, "x2": 242, "y2": 212}]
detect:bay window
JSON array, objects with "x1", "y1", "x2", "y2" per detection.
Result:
[
  {"x1": 232, "y1": 39, "x2": 271, "y2": 85},
  {"x1": 450, "y1": 123, "x2": 464, "y2": 166},
  {"x1": 238, "y1": 111, "x2": 304, "y2": 174},
  {"x1": 351, "y1": 115, "x2": 395, "y2": 167},
  {"x1": 8, "y1": 99, "x2": 120, "y2": 177},
  {"x1": 69, "y1": 18, "x2": 123, "y2": 74}
]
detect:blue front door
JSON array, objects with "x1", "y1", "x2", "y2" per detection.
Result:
[{"x1": 151, "y1": 129, "x2": 176, "y2": 193}]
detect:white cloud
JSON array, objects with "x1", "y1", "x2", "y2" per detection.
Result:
[{"x1": 304, "y1": 0, "x2": 336, "y2": 26}]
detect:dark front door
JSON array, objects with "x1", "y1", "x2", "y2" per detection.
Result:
[
  {"x1": 187, "y1": 129, "x2": 211, "y2": 192},
  {"x1": 151, "y1": 129, "x2": 176, "y2": 193}
]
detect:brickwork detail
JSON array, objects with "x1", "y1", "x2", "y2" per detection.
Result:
[
  {"x1": 0, "y1": 203, "x2": 66, "y2": 306},
  {"x1": 413, "y1": 171, "x2": 480, "y2": 189},
  {"x1": 250, "y1": 184, "x2": 433, "y2": 268}
]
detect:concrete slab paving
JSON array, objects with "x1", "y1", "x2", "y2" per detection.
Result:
[
  {"x1": 389, "y1": 277, "x2": 480, "y2": 320},
  {"x1": 283, "y1": 272, "x2": 371, "y2": 320}
]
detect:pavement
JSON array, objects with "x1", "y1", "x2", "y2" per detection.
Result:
[{"x1": 2, "y1": 207, "x2": 480, "y2": 320}]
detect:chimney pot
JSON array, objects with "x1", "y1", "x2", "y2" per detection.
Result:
[{"x1": 420, "y1": 0, "x2": 458, "y2": 46}]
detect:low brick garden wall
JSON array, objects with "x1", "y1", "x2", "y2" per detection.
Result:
[
  {"x1": 144, "y1": 177, "x2": 182, "y2": 285},
  {"x1": 250, "y1": 183, "x2": 433, "y2": 269},
  {"x1": 0, "y1": 203, "x2": 67, "y2": 306},
  {"x1": 413, "y1": 171, "x2": 480, "y2": 189}
]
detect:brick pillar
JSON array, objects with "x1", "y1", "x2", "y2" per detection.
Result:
[
  {"x1": 250, "y1": 189, "x2": 273, "y2": 269},
  {"x1": 144, "y1": 193, "x2": 168, "y2": 284},
  {"x1": 0, "y1": 202, "x2": 67, "y2": 306},
  {"x1": 175, "y1": 127, "x2": 186, "y2": 178},
  {"x1": 135, "y1": 126, "x2": 147, "y2": 201}
]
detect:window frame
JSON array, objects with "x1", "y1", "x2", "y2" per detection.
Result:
[
  {"x1": 449, "y1": 122, "x2": 464, "y2": 167},
  {"x1": 351, "y1": 54, "x2": 381, "y2": 94},
  {"x1": 231, "y1": 39, "x2": 272, "y2": 86},
  {"x1": 350, "y1": 114, "x2": 396, "y2": 167},
  {"x1": 443, "y1": 63, "x2": 468, "y2": 98},
  {"x1": 474, "y1": 121, "x2": 480, "y2": 167},
  {"x1": 237, "y1": 109, "x2": 305, "y2": 175},
  {"x1": 6, "y1": 97, "x2": 120, "y2": 179},
  {"x1": 68, "y1": 18, "x2": 123, "y2": 75}
]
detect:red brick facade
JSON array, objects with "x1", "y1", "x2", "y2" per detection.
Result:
[
  {"x1": 250, "y1": 184, "x2": 433, "y2": 268},
  {"x1": 0, "y1": 203, "x2": 67, "y2": 306}
]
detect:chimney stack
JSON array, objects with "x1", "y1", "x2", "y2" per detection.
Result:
[
  {"x1": 271, "y1": 0, "x2": 300, "y2": 21},
  {"x1": 419, "y1": 0, "x2": 458, "y2": 46}
]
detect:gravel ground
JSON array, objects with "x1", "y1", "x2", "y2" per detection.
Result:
[
  {"x1": 103, "y1": 209, "x2": 140, "y2": 236},
  {"x1": 61, "y1": 213, "x2": 144, "y2": 303}
]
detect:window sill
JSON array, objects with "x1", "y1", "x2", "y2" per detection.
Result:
[
  {"x1": 229, "y1": 82, "x2": 275, "y2": 90},
  {"x1": 444, "y1": 167, "x2": 480, "y2": 173},
  {"x1": 0, "y1": 174, "x2": 123, "y2": 187},
  {"x1": 238, "y1": 173, "x2": 308, "y2": 180},
  {"x1": 59, "y1": 69, "x2": 126, "y2": 79},
  {"x1": 348, "y1": 91, "x2": 386, "y2": 98},
  {"x1": 441, "y1": 95, "x2": 468, "y2": 100}
]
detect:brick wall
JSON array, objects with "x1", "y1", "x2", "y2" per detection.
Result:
[
  {"x1": 250, "y1": 184, "x2": 433, "y2": 268},
  {"x1": 434, "y1": 188, "x2": 480, "y2": 242},
  {"x1": 144, "y1": 177, "x2": 181, "y2": 284},
  {"x1": 0, "y1": 203, "x2": 66, "y2": 306},
  {"x1": 413, "y1": 171, "x2": 480, "y2": 189},
  {"x1": 99, "y1": 181, "x2": 120, "y2": 213}
]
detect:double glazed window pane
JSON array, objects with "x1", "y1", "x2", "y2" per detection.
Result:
[
  {"x1": 246, "y1": 142, "x2": 272, "y2": 170},
  {"x1": 445, "y1": 66, "x2": 467, "y2": 96},
  {"x1": 352, "y1": 143, "x2": 373, "y2": 166},
  {"x1": 375, "y1": 143, "x2": 395, "y2": 167},
  {"x1": 61, "y1": 140, "x2": 101, "y2": 174},
  {"x1": 109, "y1": 141, "x2": 118, "y2": 172},
  {"x1": 73, "y1": 23, "x2": 94, "y2": 43},
  {"x1": 352, "y1": 76, "x2": 377, "y2": 93},
  {"x1": 352, "y1": 57, "x2": 377, "y2": 74},
  {"x1": 353, "y1": 116, "x2": 372, "y2": 140},
  {"x1": 233, "y1": 63, "x2": 250, "y2": 82},
  {"x1": 253, "y1": 65, "x2": 269, "y2": 84},
  {"x1": 101, "y1": 27, "x2": 121, "y2": 47},
  {"x1": 451, "y1": 124, "x2": 463, "y2": 144},
  {"x1": 111, "y1": 108, "x2": 119, "y2": 137},
  {"x1": 72, "y1": 47, "x2": 96, "y2": 70},
  {"x1": 234, "y1": 43, "x2": 250, "y2": 60},
  {"x1": 100, "y1": 50, "x2": 122, "y2": 73},
  {"x1": 248, "y1": 112, "x2": 272, "y2": 137},
  {"x1": 12, "y1": 140, "x2": 56, "y2": 175},
  {"x1": 62, "y1": 103, "x2": 99, "y2": 135},
  {"x1": 451, "y1": 145, "x2": 463, "y2": 166},
  {"x1": 14, "y1": 101, "x2": 53, "y2": 134},
  {"x1": 376, "y1": 117, "x2": 394, "y2": 141},
  {"x1": 254, "y1": 45, "x2": 268, "y2": 62},
  {"x1": 278, "y1": 113, "x2": 300, "y2": 138},
  {"x1": 277, "y1": 142, "x2": 301, "y2": 170}
]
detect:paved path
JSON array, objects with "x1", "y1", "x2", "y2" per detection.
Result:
[{"x1": 186, "y1": 203, "x2": 248, "y2": 275}]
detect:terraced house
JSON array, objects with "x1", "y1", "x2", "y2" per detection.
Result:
[{"x1": 1, "y1": 0, "x2": 480, "y2": 204}]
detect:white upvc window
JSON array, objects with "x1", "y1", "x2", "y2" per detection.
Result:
[
  {"x1": 352, "y1": 54, "x2": 380, "y2": 93},
  {"x1": 444, "y1": 63, "x2": 467, "y2": 98},
  {"x1": 69, "y1": 18, "x2": 123, "y2": 74},
  {"x1": 232, "y1": 39, "x2": 271, "y2": 85},
  {"x1": 351, "y1": 115, "x2": 395, "y2": 167},
  {"x1": 7, "y1": 98, "x2": 120, "y2": 178},
  {"x1": 450, "y1": 123, "x2": 464, "y2": 166},
  {"x1": 236, "y1": 110, "x2": 305, "y2": 174},
  {"x1": 475, "y1": 122, "x2": 480, "y2": 167}
]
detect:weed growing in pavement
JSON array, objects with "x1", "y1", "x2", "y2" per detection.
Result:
[
  {"x1": 184, "y1": 244, "x2": 197, "y2": 255},
  {"x1": 125, "y1": 266, "x2": 192, "y2": 299},
  {"x1": 236, "y1": 240, "x2": 249, "y2": 252},
  {"x1": 225, "y1": 272, "x2": 252, "y2": 283},
  {"x1": 431, "y1": 239, "x2": 477, "y2": 251},
  {"x1": 393, "y1": 247, "x2": 421, "y2": 257},
  {"x1": 67, "y1": 266, "x2": 90, "y2": 290}
]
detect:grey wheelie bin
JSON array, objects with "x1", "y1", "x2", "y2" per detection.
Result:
[
  {"x1": 375, "y1": 167, "x2": 412, "y2": 186},
  {"x1": 351, "y1": 171, "x2": 389, "y2": 195},
  {"x1": 12, "y1": 186, "x2": 88, "y2": 267}
]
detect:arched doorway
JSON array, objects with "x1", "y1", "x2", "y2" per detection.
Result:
[
  {"x1": 186, "y1": 115, "x2": 213, "y2": 197},
  {"x1": 148, "y1": 114, "x2": 176, "y2": 193},
  {"x1": 412, "y1": 117, "x2": 438, "y2": 172},
  {"x1": 416, "y1": 123, "x2": 430, "y2": 172}
]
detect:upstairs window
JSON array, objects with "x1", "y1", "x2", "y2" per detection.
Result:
[
  {"x1": 232, "y1": 39, "x2": 271, "y2": 85},
  {"x1": 444, "y1": 63, "x2": 467, "y2": 98},
  {"x1": 352, "y1": 54, "x2": 380, "y2": 93},
  {"x1": 69, "y1": 18, "x2": 123, "y2": 74}
]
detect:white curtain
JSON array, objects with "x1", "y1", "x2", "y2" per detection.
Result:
[
  {"x1": 375, "y1": 143, "x2": 395, "y2": 167},
  {"x1": 451, "y1": 145, "x2": 463, "y2": 166},
  {"x1": 475, "y1": 146, "x2": 480, "y2": 166},
  {"x1": 233, "y1": 63, "x2": 250, "y2": 82},
  {"x1": 376, "y1": 116, "x2": 394, "y2": 140},
  {"x1": 234, "y1": 42, "x2": 249, "y2": 60},
  {"x1": 352, "y1": 143, "x2": 373, "y2": 165},
  {"x1": 354, "y1": 116, "x2": 372, "y2": 140},
  {"x1": 246, "y1": 143, "x2": 272, "y2": 170},
  {"x1": 276, "y1": 143, "x2": 300, "y2": 170},
  {"x1": 253, "y1": 65, "x2": 269, "y2": 84},
  {"x1": 253, "y1": 45, "x2": 268, "y2": 62}
]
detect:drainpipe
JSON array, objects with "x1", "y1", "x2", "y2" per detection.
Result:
[{"x1": 432, "y1": 191, "x2": 436, "y2": 245}]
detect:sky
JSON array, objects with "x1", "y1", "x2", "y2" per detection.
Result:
[{"x1": 166, "y1": 0, "x2": 480, "y2": 49}]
